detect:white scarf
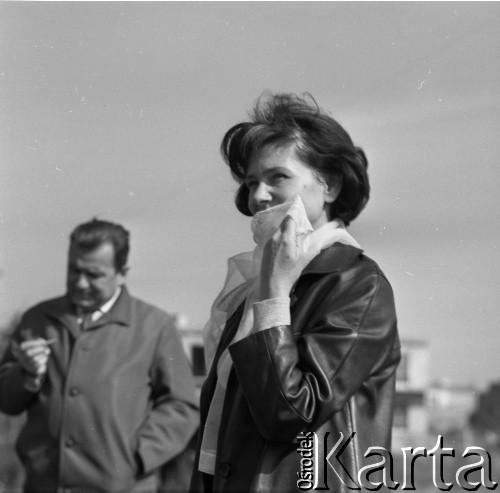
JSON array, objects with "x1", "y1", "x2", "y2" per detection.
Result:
[{"x1": 198, "y1": 197, "x2": 361, "y2": 474}]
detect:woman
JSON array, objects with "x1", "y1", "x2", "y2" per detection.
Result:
[{"x1": 191, "y1": 93, "x2": 400, "y2": 492}]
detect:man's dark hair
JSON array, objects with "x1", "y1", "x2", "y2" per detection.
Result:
[
  {"x1": 69, "y1": 219, "x2": 130, "y2": 271},
  {"x1": 221, "y1": 92, "x2": 370, "y2": 226}
]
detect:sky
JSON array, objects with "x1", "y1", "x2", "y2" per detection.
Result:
[{"x1": 1, "y1": 2, "x2": 499, "y2": 390}]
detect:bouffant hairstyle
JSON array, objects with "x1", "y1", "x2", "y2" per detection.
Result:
[
  {"x1": 220, "y1": 92, "x2": 370, "y2": 226},
  {"x1": 69, "y1": 218, "x2": 130, "y2": 272}
]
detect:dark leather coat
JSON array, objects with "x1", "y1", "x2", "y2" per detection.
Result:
[{"x1": 191, "y1": 243, "x2": 400, "y2": 493}]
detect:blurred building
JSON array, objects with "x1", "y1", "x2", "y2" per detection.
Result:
[
  {"x1": 392, "y1": 338, "x2": 431, "y2": 449},
  {"x1": 175, "y1": 315, "x2": 205, "y2": 395},
  {"x1": 469, "y1": 382, "x2": 500, "y2": 449},
  {"x1": 392, "y1": 338, "x2": 481, "y2": 450},
  {"x1": 428, "y1": 379, "x2": 478, "y2": 445}
]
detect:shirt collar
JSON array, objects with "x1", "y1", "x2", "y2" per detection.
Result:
[
  {"x1": 88, "y1": 286, "x2": 130, "y2": 327},
  {"x1": 75, "y1": 287, "x2": 122, "y2": 323},
  {"x1": 45, "y1": 287, "x2": 131, "y2": 330},
  {"x1": 94, "y1": 287, "x2": 122, "y2": 320}
]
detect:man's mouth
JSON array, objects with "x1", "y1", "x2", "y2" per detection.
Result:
[{"x1": 70, "y1": 291, "x2": 93, "y2": 301}]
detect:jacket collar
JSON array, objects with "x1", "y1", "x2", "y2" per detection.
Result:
[
  {"x1": 302, "y1": 242, "x2": 363, "y2": 276},
  {"x1": 93, "y1": 286, "x2": 131, "y2": 328},
  {"x1": 45, "y1": 286, "x2": 132, "y2": 331},
  {"x1": 289, "y1": 243, "x2": 363, "y2": 312}
]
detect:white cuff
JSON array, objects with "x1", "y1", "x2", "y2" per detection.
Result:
[{"x1": 252, "y1": 297, "x2": 290, "y2": 331}]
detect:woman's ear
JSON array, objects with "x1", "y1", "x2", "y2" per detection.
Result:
[{"x1": 324, "y1": 175, "x2": 342, "y2": 204}]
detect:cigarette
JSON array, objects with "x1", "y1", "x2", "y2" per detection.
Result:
[{"x1": 45, "y1": 338, "x2": 58, "y2": 346}]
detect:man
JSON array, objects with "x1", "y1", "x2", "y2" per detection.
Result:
[{"x1": 0, "y1": 219, "x2": 199, "y2": 492}]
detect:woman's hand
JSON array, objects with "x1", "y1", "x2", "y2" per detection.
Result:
[{"x1": 258, "y1": 216, "x2": 321, "y2": 300}]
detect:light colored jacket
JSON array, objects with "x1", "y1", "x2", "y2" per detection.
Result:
[{"x1": 0, "y1": 287, "x2": 199, "y2": 492}]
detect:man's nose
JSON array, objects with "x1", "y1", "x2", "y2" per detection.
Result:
[{"x1": 74, "y1": 273, "x2": 90, "y2": 289}]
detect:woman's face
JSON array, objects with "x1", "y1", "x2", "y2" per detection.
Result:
[{"x1": 245, "y1": 144, "x2": 337, "y2": 230}]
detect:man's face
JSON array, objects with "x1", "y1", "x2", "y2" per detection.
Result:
[{"x1": 66, "y1": 242, "x2": 126, "y2": 313}]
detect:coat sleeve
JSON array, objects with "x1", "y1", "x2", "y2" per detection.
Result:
[
  {"x1": 135, "y1": 318, "x2": 200, "y2": 475},
  {"x1": 228, "y1": 271, "x2": 399, "y2": 443},
  {"x1": 0, "y1": 323, "x2": 40, "y2": 415}
]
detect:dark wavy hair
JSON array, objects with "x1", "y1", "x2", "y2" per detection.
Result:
[
  {"x1": 221, "y1": 92, "x2": 370, "y2": 226},
  {"x1": 69, "y1": 218, "x2": 130, "y2": 272}
]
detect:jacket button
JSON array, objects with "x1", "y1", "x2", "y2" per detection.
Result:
[
  {"x1": 218, "y1": 462, "x2": 232, "y2": 478},
  {"x1": 69, "y1": 387, "x2": 80, "y2": 396},
  {"x1": 65, "y1": 438, "x2": 75, "y2": 448}
]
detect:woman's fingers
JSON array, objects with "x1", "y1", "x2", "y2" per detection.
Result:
[
  {"x1": 270, "y1": 215, "x2": 297, "y2": 255},
  {"x1": 279, "y1": 215, "x2": 297, "y2": 244}
]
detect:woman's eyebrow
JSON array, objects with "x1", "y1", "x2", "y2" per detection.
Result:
[
  {"x1": 247, "y1": 166, "x2": 289, "y2": 177},
  {"x1": 263, "y1": 166, "x2": 291, "y2": 176}
]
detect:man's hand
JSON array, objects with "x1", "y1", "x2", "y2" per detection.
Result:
[{"x1": 11, "y1": 338, "x2": 51, "y2": 378}]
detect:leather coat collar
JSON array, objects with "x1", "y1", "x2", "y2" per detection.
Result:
[{"x1": 302, "y1": 242, "x2": 363, "y2": 275}]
